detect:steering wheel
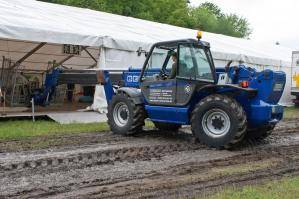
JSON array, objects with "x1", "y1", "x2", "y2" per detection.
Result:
[{"x1": 159, "y1": 69, "x2": 169, "y2": 80}]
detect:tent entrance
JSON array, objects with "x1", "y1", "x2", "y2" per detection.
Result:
[{"x1": 0, "y1": 39, "x2": 101, "y2": 116}]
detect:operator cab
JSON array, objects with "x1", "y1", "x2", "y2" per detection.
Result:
[{"x1": 140, "y1": 39, "x2": 216, "y2": 106}]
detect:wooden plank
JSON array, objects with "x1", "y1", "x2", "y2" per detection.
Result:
[{"x1": 9, "y1": 42, "x2": 47, "y2": 69}]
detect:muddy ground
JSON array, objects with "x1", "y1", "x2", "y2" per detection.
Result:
[{"x1": 0, "y1": 119, "x2": 299, "y2": 198}]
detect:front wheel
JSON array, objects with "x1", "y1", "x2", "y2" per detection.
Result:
[
  {"x1": 191, "y1": 94, "x2": 247, "y2": 149},
  {"x1": 107, "y1": 92, "x2": 146, "y2": 135}
]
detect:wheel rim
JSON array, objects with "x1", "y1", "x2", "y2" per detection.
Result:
[
  {"x1": 202, "y1": 108, "x2": 231, "y2": 138},
  {"x1": 113, "y1": 102, "x2": 129, "y2": 127}
]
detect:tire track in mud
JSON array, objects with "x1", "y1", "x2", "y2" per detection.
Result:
[
  {"x1": 1, "y1": 135, "x2": 299, "y2": 198},
  {"x1": 0, "y1": 142, "x2": 200, "y2": 173},
  {"x1": 120, "y1": 161, "x2": 299, "y2": 199},
  {"x1": 0, "y1": 120, "x2": 299, "y2": 198},
  {"x1": 1, "y1": 127, "x2": 298, "y2": 174},
  {"x1": 6, "y1": 145, "x2": 299, "y2": 198},
  {"x1": 48, "y1": 144, "x2": 299, "y2": 199}
]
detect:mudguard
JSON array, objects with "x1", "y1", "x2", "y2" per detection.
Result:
[
  {"x1": 198, "y1": 84, "x2": 258, "y2": 98},
  {"x1": 117, "y1": 87, "x2": 144, "y2": 105}
]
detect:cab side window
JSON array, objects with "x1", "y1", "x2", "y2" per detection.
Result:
[
  {"x1": 143, "y1": 47, "x2": 176, "y2": 81},
  {"x1": 143, "y1": 48, "x2": 167, "y2": 81},
  {"x1": 145, "y1": 48, "x2": 166, "y2": 70}
]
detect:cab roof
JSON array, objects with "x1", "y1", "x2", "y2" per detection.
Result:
[{"x1": 154, "y1": 39, "x2": 210, "y2": 49}]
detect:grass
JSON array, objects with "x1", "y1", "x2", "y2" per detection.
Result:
[
  {"x1": 284, "y1": 106, "x2": 299, "y2": 119},
  {"x1": 207, "y1": 176, "x2": 299, "y2": 199},
  {"x1": 0, "y1": 120, "x2": 154, "y2": 141},
  {"x1": 0, "y1": 120, "x2": 109, "y2": 141}
]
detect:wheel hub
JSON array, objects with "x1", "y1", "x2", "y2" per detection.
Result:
[
  {"x1": 202, "y1": 109, "x2": 231, "y2": 138},
  {"x1": 120, "y1": 109, "x2": 128, "y2": 120},
  {"x1": 211, "y1": 116, "x2": 225, "y2": 130},
  {"x1": 113, "y1": 102, "x2": 129, "y2": 127}
]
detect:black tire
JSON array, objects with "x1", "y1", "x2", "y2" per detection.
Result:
[
  {"x1": 107, "y1": 92, "x2": 146, "y2": 135},
  {"x1": 153, "y1": 122, "x2": 181, "y2": 132},
  {"x1": 191, "y1": 94, "x2": 247, "y2": 149},
  {"x1": 295, "y1": 97, "x2": 299, "y2": 107},
  {"x1": 246, "y1": 124, "x2": 275, "y2": 140}
]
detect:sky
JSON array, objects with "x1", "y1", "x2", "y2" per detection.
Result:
[{"x1": 191, "y1": 0, "x2": 299, "y2": 50}]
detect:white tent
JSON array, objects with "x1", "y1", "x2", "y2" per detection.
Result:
[{"x1": 0, "y1": 0, "x2": 293, "y2": 109}]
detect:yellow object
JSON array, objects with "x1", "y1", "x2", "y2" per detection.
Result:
[
  {"x1": 197, "y1": 31, "x2": 202, "y2": 40},
  {"x1": 293, "y1": 73, "x2": 299, "y2": 87}
]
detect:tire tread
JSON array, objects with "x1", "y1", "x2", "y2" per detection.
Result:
[
  {"x1": 191, "y1": 94, "x2": 247, "y2": 149},
  {"x1": 107, "y1": 92, "x2": 146, "y2": 135}
]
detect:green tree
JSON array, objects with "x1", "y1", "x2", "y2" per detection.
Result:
[
  {"x1": 39, "y1": 0, "x2": 192, "y2": 27},
  {"x1": 222, "y1": 14, "x2": 252, "y2": 38},
  {"x1": 200, "y1": 2, "x2": 223, "y2": 18},
  {"x1": 190, "y1": 6, "x2": 219, "y2": 33},
  {"x1": 190, "y1": 3, "x2": 251, "y2": 38}
]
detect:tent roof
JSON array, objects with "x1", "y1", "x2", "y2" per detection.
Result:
[{"x1": 0, "y1": 0, "x2": 293, "y2": 67}]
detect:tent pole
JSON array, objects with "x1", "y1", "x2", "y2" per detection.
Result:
[
  {"x1": 1, "y1": 56, "x2": 5, "y2": 83},
  {"x1": 9, "y1": 42, "x2": 47, "y2": 69},
  {"x1": 10, "y1": 66, "x2": 18, "y2": 106}
]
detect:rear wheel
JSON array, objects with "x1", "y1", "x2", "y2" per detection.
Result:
[
  {"x1": 191, "y1": 94, "x2": 247, "y2": 149},
  {"x1": 246, "y1": 124, "x2": 275, "y2": 140},
  {"x1": 153, "y1": 122, "x2": 181, "y2": 132},
  {"x1": 294, "y1": 96, "x2": 299, "y2": 107},
  {"x1": 107, "y1": 92, "x2": 146, "y2": 135}
]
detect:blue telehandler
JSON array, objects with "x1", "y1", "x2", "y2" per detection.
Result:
[{"x1": 100, "y1": 33, "x2": 286, "y2": 149}]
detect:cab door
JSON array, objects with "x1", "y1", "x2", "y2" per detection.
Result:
[
  {"x1": 175, "y1": 44, "x2": 215, "y2": 106},
  {"x1": 141, "y1": 79, "x2": 177, "y2": 106},
  {"x1": 140, "y1": 47, "x2": 177, "y2": 106}
]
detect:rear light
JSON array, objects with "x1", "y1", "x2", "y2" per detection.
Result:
[{"x1": 240, "y1": 81, "x2": 249, "y2": 88}]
